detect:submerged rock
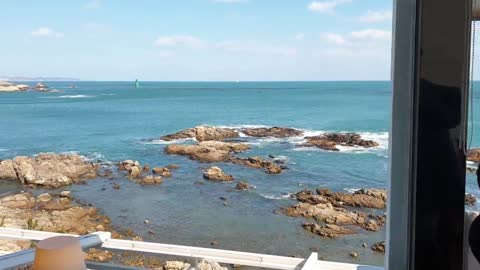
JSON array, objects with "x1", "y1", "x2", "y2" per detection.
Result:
[
  {"x1": 0, "y1": 160, "x2": 17, "y2": 180},
  {"x1": 0, "y1": 153, "x2": 98, "y2": 188},
  {"x1": 302, "y1": 133, "x2": 379, "y2": 151},
  {"x1": 152, "y1": 167, "x2": 172, "y2": 177},
  {"x1": 285, "y1": 187, "x2": 388, "y2": 238},
  {"x1": 230, "y1": 157, "x2": 282, "y2": 174},
  {"x1": 0, "y1": 81, "x2": 28, "y2": 92},
  {"x1": 166, "y1": 164, "x2": 180, "y2": 170},
  {"x1": 302, "y1": 223, "x2": 356, "y2": 238},
  {"x1": 0, "y1": 192, "x2": 112, "y2": 250},
  {"x1": 235, "y1": 181, "x2": 252, "y2": 191},
  {"x1": 138, "y1": 175, "x2": 163, "y2": 185},
  {"x1": 203, "y1": 167, "x2": 234, "y2": 182},
  {"x1": 241, "y1": 127, "x2": 304, "y2": 138},
  {"x1": 163, "y1": 261, "x2": 191, "y2": 270},
  {"x1": 161, "y1": 126, "x2": 239, "y2": 142}
]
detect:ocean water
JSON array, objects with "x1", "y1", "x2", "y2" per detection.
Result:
[{"x1": 0, "y1": 81, "x2": 478, "y2": 266}]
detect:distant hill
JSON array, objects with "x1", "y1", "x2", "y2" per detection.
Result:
[{"x1": 0, "y1": 76, "x2": 80, "y2": 81}]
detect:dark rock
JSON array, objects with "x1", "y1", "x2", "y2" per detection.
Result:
[
  {"x1": 235, "y1": 181, "x2": 252, "y2": 191},
  {"x1": 302, "y1": 133, "x2": 379, "y2": 151},
  {"x1": 230, "y1": 157, "x2": 282, "y2": 174},
  {"x1": 466, "y1": 193, "x2": 477, "y2": 206},
  {"x1": 241, "y1": 127, "x2": 304, "y2": 138}
]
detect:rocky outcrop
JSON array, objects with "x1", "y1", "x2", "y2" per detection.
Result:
[
  {"x1": 468, "y1": 149, "x2": 480, "y2": 162},
  {"x1": 466, "y1": 194, "x2": 477, "y2": 206},
  {"x1": 163, "y1": 261, "x2": 191, "y2": 270},
  {"x1": 0, "y1": 153, "x2": 98, "y2": 188},
  {"x1": 371, "y1": 241, "x2": 386, "y2": 253},
  {"x1": 302, "y1": 133, "x2": 379, "y2": 151},
  {"x1": 138, "y1": 175, "x2": 163, "y2": 185},
  {"x1": 118, "y1": 160, "x2": 164, "y2": 185},
  {"x1": 241, "y1": 127, "x2": 304, "y2": 138},
  {"x1": 284, "y1": 188, "x2": 387, "y2": 238},
  {"x1": 0, "y1": 160, "x2": 17, "y2": 180},
  {"x1": 362, "y1": 219, "x2": 381, "y2": 232},
  {"x1": 297, "y1": 188, "x2": 387, "y2": 209},
  {"x1": 160, "y1": 126, "x2": 305, "y2": 142},
  {"x1": 152, "y1": 167, "x2": 173, "y2": 177},
  {"x1": 0, "y1": 192, "x2": 112, "y2": 253},
  {"x1": 302, "y1": 223, "x2": 356, "y2": 238},
  {"x1": 164, "y1": 141, "x2": 282, "y2": 174},
  {"x1": 161, "y1": 126, "x2": 239, "y2": 142},
  {"x1": 203, "y1": 167, "x2": 234, "y2": 182},
  {"x1": 0, "y1": 81, "x2": 29, "y2": 92},
  {"x1": 165, "y1": 141, "x2": 249, "y2": 163},
  {"x1": 197, "y1": 260, "x2": 228, "y2": 270},
  {"x1": 284, "y1": 202, "x2": 366, "y2": 225}
]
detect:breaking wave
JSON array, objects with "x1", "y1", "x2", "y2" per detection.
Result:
[
  {"x1": 47, "y1": 95, "x2": 95, "y2": 99},
  {"x1": 147, "y1": 124, "x2": 389, "y2": 153},
  {"x1": 259, "y1": 193, "x2": 294, "y2": 200}
]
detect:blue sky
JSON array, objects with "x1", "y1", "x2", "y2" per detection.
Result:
[{"x1": 0, "y1": 0, "x2": 393, "y2": 81}]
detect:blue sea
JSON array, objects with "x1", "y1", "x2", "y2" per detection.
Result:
[{"x1": 1, "y1": 81, "x2": 479, "y2": 266}]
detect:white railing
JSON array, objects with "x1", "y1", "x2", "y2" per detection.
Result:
[{"x1": 0, "y1": 228, "x2": 383, "y2": 270}]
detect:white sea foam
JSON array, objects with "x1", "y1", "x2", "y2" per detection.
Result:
[
  {"x1": 101, "y1": 94, "x2": 116, "y2": 96},
  {"x1": 42, "y1": 95, "x2": 94, "y2": 99},
  {"x1": 343, "y1": 188, "x2": 361, "y2": 194},
  {"x1": 152, "y1": 124, "x2": 390, "y2": 154},
  {"x1": 141, "y1": 137, "x2": 198, "y2": 145},
  {"x1": 259, "y1": 193, "x2": 293, "y2": 200}
]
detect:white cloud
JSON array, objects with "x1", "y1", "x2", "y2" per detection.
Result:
[
  {"x1": 358, "y1": 10, "x2": 392, "y2": 23},
  {"x1": 31, "y1": 27, "x2": 64, "y2": 38},
  {"x1": 155, "y1": 35, "x2": 208, "y2": 49},
  {"x1": 295, "y1": 33, "x2": 305, "y2": 40},
  {"x1": 218, "y1": 40, "x2": 297, "y2": 56},
  {"x1": 323, "y1": 33, "x2": 347, "y2": 45},
  {"x1": 322, "y1": 29, "x2": 391, "y2": 47},
  {"x1": 350, "y1": 29, "x2": 391, "y2": 40},
  {"x1": 308, "y1": 0, "x2": 351, "y2": 14},
  {"x1": 85, "y1": 0, "x2": 101, "y2": 9}
]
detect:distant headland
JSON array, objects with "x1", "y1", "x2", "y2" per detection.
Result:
[{"x1": 0, "y1": 76, "x2": 80, "y2": 81}]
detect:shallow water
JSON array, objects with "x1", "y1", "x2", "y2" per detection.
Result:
[{"x1": 0, "y1": 81, "x2": 478, "y2": 266}]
